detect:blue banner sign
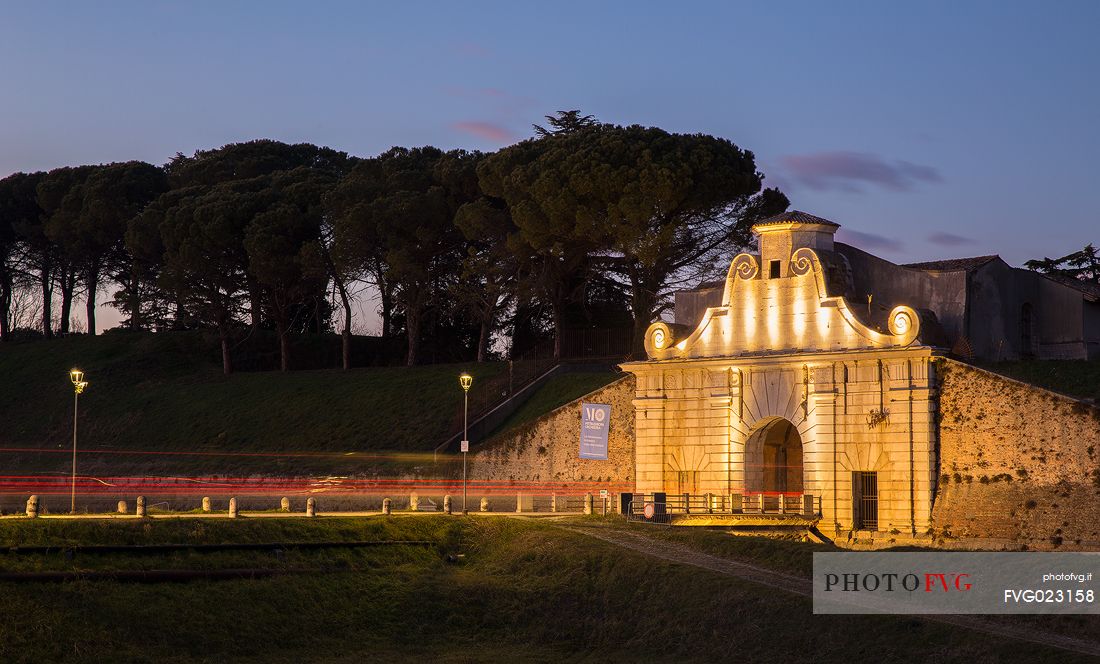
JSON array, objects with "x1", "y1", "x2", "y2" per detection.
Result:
[{"x1": 579, "y1": 402, "x2": 611, "y2": 460}]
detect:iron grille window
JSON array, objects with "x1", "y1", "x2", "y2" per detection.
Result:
[{"x1": 852, "y1": 471, "x2": 878, "y2": 531}]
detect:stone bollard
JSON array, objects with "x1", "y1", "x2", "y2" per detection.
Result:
[
  {"x1": 409, "y1": 493, "x2": 419, "y2": 511},
  {"x1": 306, "y1": 497, "x2": 316, "y2": 517},
  {"x1": 443, "y1": 495, "x2": 452, "y2": 514},
  {"x1": 516, "y1": 495, "x2": 523, "y2": 513},
  {"x1": 25, "y1": 495, "x2": 39, "y2": 518},
  {"x1": 280, "y1": 497, "x2": 290, "y2": 512},
  {"x1": 551, "y1": 494, "x2": 557, "y2": 513},
  {"x1": 730, "y1": 493, "x2": 742, "y2": 514},
  {"x1": 136, "y1": 496, "x2": 146, "y2": 517},
  {"x1": 583, "y1": 493, "x2": 593, "y2": 515},
  {"x1": 117, "y1": 500, "x2": 128, "y2": 515},
  {"x1": 382, "y1": 498, "x2": 391, "y2": 515},
  {"x1": 228, "y1": 497, "x2": 238, "y2": 518},
  {"x1": 479, "y1": 497, "x2": 490, "y2": 512},
  {"x1": 202, "y1": 496, "x2": 212, "y2": 513}
]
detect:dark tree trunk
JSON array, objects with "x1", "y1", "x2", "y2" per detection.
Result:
[
  {"x1": 0, "y1": 269, "x2": 11, "y2": 342},
  {"x1": 277, "y1": 319, "x2": 289, "y2": 372},
  {"x1": 341, "y1": 329, "x2": 351, "y2": 371},
  {"x1": 405, "y1": 306, "x2": 420, "y2": 366},
  {"x1": 477, "y1": 318, "x2": 492, "y2": 363},
  {"x1": 379, "y1": 284, "x2": 394, "y2": 339},
  {"x1": 319, "y1": 243, "x2": 353, "y2": 370},
  {"x1": 85, "y1": 266, "x2": 99, "y2": 336},
  {"x1": 629, "y1": 275, "x2": 656, "y2": 359},
  {"x1": 551, "y1": 303, "x2": 563, "y2": 360},
  {"x1": 128, "y1": 269, "x2": 141, "y2": 330},
  {"x1": 336, "y1": 274, "x2": 353, "y2": 371},
  {"x1": 247, "y1": 276, "x2": 263, "y2": 329},
  {"x1": 59, "y1": 269, "x2": 76, "y2": 335},
  {"x1": 40, "y1": 263, "x2": 53, "y2": 339},
  {"x1": 220, "y1": 327, "x2": 232, "y2": 375}
]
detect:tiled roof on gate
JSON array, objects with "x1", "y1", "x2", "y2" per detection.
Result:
[
  {"x1": 753, "y1": 210, "x2": 840, "y2": 227},
  {"x1": 902, "y1": 255, "x2": 999, "y2": 272}
]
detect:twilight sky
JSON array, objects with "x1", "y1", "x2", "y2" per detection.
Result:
[{"x1": 2, "y1": 1, "x2": 1098, "y2": 328}]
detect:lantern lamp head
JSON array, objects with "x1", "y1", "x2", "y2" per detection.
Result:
[
  {"x1": 70, "y1": 368, "x2": 84, "y2": 385},
  {"x1": 459, "y1": 373, "x2": 473, "y2": 392}
]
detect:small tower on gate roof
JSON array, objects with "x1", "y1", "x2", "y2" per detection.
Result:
[{"x1": 752, "y1": 210, "x2": 840, "y2": 279}]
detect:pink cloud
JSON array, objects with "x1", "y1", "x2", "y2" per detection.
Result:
[
  {"x1": 836, "y1": 228, "x2": 904, "y2": 253},
  {"x1": 927, "y1": 231, "x2": 976, "y2": 247},
  {"x1": 779, "y1": 151, "x2": 942, "y2": 193},
  {"x1": 452, "y1": 121, "x2": 515, "y2": 143}
]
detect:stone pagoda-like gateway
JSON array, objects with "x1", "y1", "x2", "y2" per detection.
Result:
[{"x1": 621, "y1": 211, "x2": 936, "y2": 535}]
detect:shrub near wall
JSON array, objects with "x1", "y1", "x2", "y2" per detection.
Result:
[
  {"x1": 471, "y1": 377, "x2": 636, "y2": 487},
  {"x1": 933, "y1": 359, "x2": 1100, "y2": 549}
]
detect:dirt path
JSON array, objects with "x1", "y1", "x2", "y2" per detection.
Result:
[{"x1": 563, "y1": 524, "x2": 1100, "y2": 659}]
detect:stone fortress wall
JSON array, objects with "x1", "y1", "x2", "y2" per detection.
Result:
[
  {"x1": 469, "y1": 377, "x2": 635, "y2": 487},
  {"x1": 932, "y1": 359, "x2": 1100, "y2": 549}
]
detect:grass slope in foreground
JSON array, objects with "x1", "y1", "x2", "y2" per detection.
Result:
[{"x1": 0, "y1": 516, "x2": 1085, "y2": 664}]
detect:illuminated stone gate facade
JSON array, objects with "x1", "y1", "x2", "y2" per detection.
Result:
[{"x1": 621, "y1": 212, "x2": 938, "y2": 534}]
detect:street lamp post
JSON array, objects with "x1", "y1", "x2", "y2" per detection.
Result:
[
  {"x1": 69, "y1": 368, "x2": 88, "y2": 514},
  {"x1": 459, "y1": 372, "x2": 473, "y2": 514}
]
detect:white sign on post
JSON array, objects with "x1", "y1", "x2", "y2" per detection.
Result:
[
  {"x1": 579, "y1": 403, "x2": 611, "y2": 460},
  {"x1": 460, "y1": 440, "x2": 469, "y2": 453}
]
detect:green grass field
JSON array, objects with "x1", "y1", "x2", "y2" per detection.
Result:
[
  {"x1": 0, "y1": 332, "x2": 615, "y2": 476},
  {"x1": 488, "y1": 370, "x2": 623, "y2": 438},
  {"x1": 0, "y1": 516, "x2": 1085, "y2": 663},
  {"x1": 978, "y1": 359, "x2": 1100, "y2": 402}
]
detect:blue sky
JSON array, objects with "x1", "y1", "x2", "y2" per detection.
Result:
[{"x1": 2, "y1": 0, "x2": 1098, "y2": 272}]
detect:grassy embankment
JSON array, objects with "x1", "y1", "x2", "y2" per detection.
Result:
[
  {"x1": 0, "y1": 331, "x2": 615, "y2": 476},
  {"x1": 978, "y1": 359, "x2": 1100, "y2": 402},
  {"x1": 0, "y1": 516, "x2": 1085, "y2": 663}
]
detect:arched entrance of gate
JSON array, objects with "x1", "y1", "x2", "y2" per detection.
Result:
[{"x1": 744, "y1": 417, "x2": 804, "y2": 511}]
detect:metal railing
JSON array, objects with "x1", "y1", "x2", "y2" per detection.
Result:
[{"x1": 626, "y1": 492, "x2": 822, "y2": 523}]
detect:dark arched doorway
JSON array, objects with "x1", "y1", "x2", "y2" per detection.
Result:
[{"x1": 745, "y1": 418, "x2": 804, "y2": 494}]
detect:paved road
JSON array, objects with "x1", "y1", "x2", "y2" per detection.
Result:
[{"x1": 563, "y1": 524, "x2": 1100, "y2": 659}]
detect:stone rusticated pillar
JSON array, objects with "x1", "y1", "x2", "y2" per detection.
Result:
[
  {"x1": 25, "y1": 495, "x2": 38, "y2": 518},
  {"x1": 202, "y1": 496, "x2": 211, "y2": 513},
  {"x1": 117, "y1": 500, "x2": 127, "y2": 514},
  {"x1": 136, "y1": 496, "x2": 146, "y2": 517},
  {"x1": 583, "y1": 493, "x2": 593, "y2": 515},
  {"x1": 306, "y1": 497, "x2": 316, "y2": 517},
  {"x1": 409, "y1": 494, "x2": 419, "y2": 511},
  {"x1": 228, "y1": 497, "x2": 238, "y2": 518},
  {"x1": 443, "y1": 495, "x2": 452, "y2": 514},
  {"x1": 280, "y1": 497, "x2": 290, "y2": 512},
  {"x1": 382, "y1": 498, "x2": 391, "y2": 515},
  {"x1": 479, "y1": 497, "x2": 490, "y2": 512}
]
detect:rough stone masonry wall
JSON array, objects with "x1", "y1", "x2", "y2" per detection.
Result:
[
  {"x1": 933, "y1": 359, "x2": 1100, "y2": 549},
  {"x1": 470, "y1": 376, "x2": 636, "y2": 486}
]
